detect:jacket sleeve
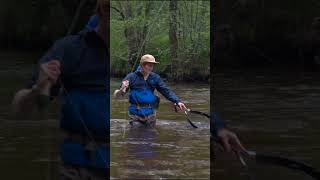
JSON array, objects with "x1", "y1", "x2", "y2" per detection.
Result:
[
  {"x1": 211, "y1": 112, "x2": 226, "y2": 137},
  {"x1": 156, "y1": 76, "x2": 180, "y2": 104}
]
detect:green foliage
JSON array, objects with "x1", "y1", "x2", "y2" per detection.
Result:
[{"x1": 110, "y1": 0, "x2": 210, "y2": 81}]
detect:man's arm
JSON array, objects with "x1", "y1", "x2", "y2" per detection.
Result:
[
  {"x1": 11, "y1": 39, "x2": 64, "y2": 116},
  {"x1": 212, "y1": 112, "x2": 246, "y2": 152},
  {"x1": 155, "y1": 77, "x2": 187, "y2": 110},
  {"x1": 13, "y1": 62, "x2": 60, "y2": 114},
  {"x1": 12, "y1": 79, "x2": 52, "y2": 114},
  {"x1": 114, "y1": 74, "x2": 131, "y2": 98},
  {"x1": 114, "y1": 81, "x2": 128, "y2": 98},
  {"x1": 12, "y1": 60, "x2": 61, "y2": 115}
]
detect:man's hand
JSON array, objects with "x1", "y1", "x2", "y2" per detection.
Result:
[
  {"x1": 114, "y1": 80, "x2": 129, "y2": 98},
  {"x1": 120, "y1": 80, "x2": 129, "y2": 93},
  {"x1": 177, "y1": 102, "x2": 187, "y2": 111},
  {"x1": 11, "y1": 60, "x2": 61, "y2": 114},
  {"x1": 39, "y1": 60, "x2": 61, "y2": 83},
  {"x1": 217, "y1": 128, "x2": 246, "y2": 153},
  {"x1": 36, "y1": 60, "x2": 61, "y2": 94}
]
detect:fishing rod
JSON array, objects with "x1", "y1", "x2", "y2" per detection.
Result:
[
  {"x1": 184, "y1": 109, "x2": 199, "y2": 128},
  {"x1": 243, "y1": 150, "x2": 320, "y2": 179},
  {"x1": 187, "y1": 109, "x2": 210, "y2": 118},
  {"x1": 212, "y1": 133, "x2": 320, "y2": 179},
  {"x1": 225, "y1": 146, "x2": 320, "y2": 179}
]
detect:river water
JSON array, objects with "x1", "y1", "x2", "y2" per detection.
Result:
[
  {"x1": 0, "y1": 52, "x2": 60, "y2": 179},
  {"x1": 110, "y1": 78, "x2": 210, "y2": 179},
  {"x1": 213, "y1": 68, "x2": 320, "y2": 180}
]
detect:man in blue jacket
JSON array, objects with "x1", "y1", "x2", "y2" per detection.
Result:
[
  {"x1": 114, "y1": 54, "x2": 187, "y2": 126},
  {"x1": 12, "y1": 0, "x2": 109, "y2": 179}
]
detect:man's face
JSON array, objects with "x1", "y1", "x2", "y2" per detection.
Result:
[{"x1": 141, "y1": 63, "x2": 154, "y2": 74}]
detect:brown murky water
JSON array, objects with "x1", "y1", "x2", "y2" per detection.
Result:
[
  {"x1": 0, "y1": 51, "x2": 60, "y2": 180},
  {"x1": 110, "y1": 78, "x2": 210, "y2": 179}
]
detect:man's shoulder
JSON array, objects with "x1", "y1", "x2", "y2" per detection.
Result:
[
  {"x1": 121, "y1": 72, "x2": 135, "y2": 81},
  {"x1": 127, "y1": 72, "x2": 137, "y2": 78},
  {"x1": 56, "y1": 34, "x2": 83, "y2": 47},
  {"x1": 54, "y1": 29, "x2": 92, "y2": 48},
  {"x1": 150, "y1": 72, "x2": 160, "y2": 79},
  {"x1": 51, "y1": 32, "x2": 90, "y2": 59}
]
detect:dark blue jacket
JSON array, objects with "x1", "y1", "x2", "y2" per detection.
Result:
[
  {"x1": 122, "y1": 68, "x2": 181, "y2": 105},
  {"x1": 121, "y1": 68, "x2": 181, "y2": 117},
  {"x1": 28, "y1": 28, "x2": 109, "y2": 135},
  {"x1": 27, "y1": 28, "x2": 109, "y2": 170}
]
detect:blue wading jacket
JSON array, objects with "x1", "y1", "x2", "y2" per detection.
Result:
[
  {"x1": 28, "y1": 15, "x2": 109, "y2": 170},
  {"x1": 121, "y1": 67, "x2": 181, "y2": 118}
]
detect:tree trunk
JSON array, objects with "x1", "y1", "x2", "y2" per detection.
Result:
[
  {"x1": 169, "y1": 0, "x2": 178, "y2": 80},
  {"x1": 140, "y1": 1, "x2": 152, "y2": 57},
  {"x1": 121, "y1": 1, "x2": 152, "y2": 71}
]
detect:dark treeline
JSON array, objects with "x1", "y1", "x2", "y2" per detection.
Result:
[
  {"x1": 0, "y1": 0, "x2": 96, "y2": 51},
  {"x1": 214, "y1": 0, "x2": 320, "y2": 70}
]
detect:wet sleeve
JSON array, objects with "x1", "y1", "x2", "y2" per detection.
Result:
[
  {"x1": 156, "y1": 76, "x2": 180, "y2": 104},
  {"x1": 211, "y1": 112, "x2": 226, "y2": 137},
  {"x1": 26, "y1": 39, "x2": 66, "y2": 97}
]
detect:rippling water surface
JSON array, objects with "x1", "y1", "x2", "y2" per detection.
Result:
[{"x1": 110, "y1": 78, "x2": 210, "y2": 179}]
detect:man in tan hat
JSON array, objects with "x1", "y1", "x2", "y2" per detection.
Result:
[{"x1": 114, "y1": 54, "x2": 187, "y2": 126}]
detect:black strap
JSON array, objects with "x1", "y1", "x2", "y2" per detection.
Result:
[
  {"x1": 213, "y1": 137, "x2": 320, "y2": 180},
  {"x1": 173, "y1": 105, "x2": 210, "y2": 128},
  {"x1": 254, "y1": 153, "x2": 320, "y2": 179},
  {"x1": 188, "y1": 110, "x2": 210, "y2": 118},
  {"x1": 185, "y1": 114, "x2": 198, "y2": 128}
]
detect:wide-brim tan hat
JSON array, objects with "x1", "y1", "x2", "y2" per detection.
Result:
[{"x1": 140, "y1": 54, "x2": 160, "y2": 64}]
